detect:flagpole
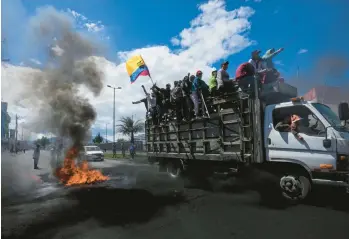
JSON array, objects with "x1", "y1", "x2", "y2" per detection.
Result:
[{"x1": 149, "y1": 75, "x2": 155, "y2": 85}]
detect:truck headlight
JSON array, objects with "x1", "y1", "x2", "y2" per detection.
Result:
[{"x1": 338, "y1": 155, "x2": 349, "y2": 161}]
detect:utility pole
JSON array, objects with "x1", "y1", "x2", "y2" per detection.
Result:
[
  {"x1": 105, "y1": 123, "x2": 108, "y2": 143},
  {"x1": 297, "y1": 65, "x2": 299, "y2": 81},
  {"x1": 107, "y1": 85, "x2": 122, "y2": 158},
  {"x1": 15, "y1": 114, "x2": 18, "y2": 152}
]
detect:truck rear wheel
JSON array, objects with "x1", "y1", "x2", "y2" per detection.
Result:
[{"x1": 166, "y1": 160, "x2": 183, "y2": 178}]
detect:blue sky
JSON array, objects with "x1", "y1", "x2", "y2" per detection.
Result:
[
  {"x1": 2, "y1": 0, "x2": 349, "y2": 139},
  {"x1": 3, "y1": 0, "x2": 349, "y2": 85}
]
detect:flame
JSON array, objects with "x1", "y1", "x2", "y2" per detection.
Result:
[{"x1": 55, "y1": 147, "x2": 109, "y2": 186}]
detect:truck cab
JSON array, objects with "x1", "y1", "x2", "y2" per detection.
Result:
[{"x1": 265, "y1": 99, "x2": 349, "y2": 191}]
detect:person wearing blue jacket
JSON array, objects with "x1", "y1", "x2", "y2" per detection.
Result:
[{"x1": 191, "y1": 70, "x2": 206, "y2": 118}]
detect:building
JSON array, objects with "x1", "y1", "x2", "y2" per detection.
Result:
[
  {"x1": 1, "y1": 101, "x2": 11, "y2": 139},
  {"x1": 134, "y1": 133, "x2": 146, "y2": 144},
  {"x1": 303, "y1": 86, "x2": 349, "y2": 115}
]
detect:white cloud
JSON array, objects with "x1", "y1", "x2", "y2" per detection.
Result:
[
  {"x1": 29, "y1": 58, "x2": 41, "y2": 65},
  {"x1": 67, "y1": 8, "x2": 87, "y2": 21},
  {"x1": 67, "y1": 8, "x2": 105, "y2": 33},
  {"x1": 85, "y1": 22, "x2": 104, "y2": 33},
  {"x1": 298, "y1": 48, "x2": 308, "y2": 54},
  {"x1": 274, "y1": 60, "x2": 284, "y2": 66},
  {"x1": 2, "y1": 0, "x2": 255, "y2": 140}
]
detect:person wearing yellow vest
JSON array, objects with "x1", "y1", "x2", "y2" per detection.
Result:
[{"x1": 208, "y1": 70, "x2": 218, "y2": 96}]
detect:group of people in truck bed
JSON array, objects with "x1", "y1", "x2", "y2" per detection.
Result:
[{"x1": 132, "y1": 48, "x2": 284, "y2": 124}]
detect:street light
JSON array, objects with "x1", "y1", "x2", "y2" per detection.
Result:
[{"x1": 107, "y1": 85, "x2": 122, "y2": 157}]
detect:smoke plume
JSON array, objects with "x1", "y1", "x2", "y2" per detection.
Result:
[
  {"x1": 288, "y1": 54, "x2": 349, "y2": 93},
  {"x1": 22, "y1": 6, "x2": 104, "y2": 148}
]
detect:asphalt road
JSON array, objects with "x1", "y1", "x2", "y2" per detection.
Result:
[{"x1": 2, "y1": 150, "x2": 349, "y2": 239}]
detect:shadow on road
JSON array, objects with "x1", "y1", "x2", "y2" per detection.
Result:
[
  {"x1": 3, "y1": 187, "x2": 185, "y2": 239},
  {"x1": 70, "y1": 187, "x2": 184, "y2": 226},
  {"x1": 304, "y1": 186, "x2": 349, "y2": 212},
  {"x1": 184, "y1": 174, "x2": 349, "y2": 212}
]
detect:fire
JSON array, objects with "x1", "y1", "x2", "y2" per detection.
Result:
[{"x1": 55, "y1": 147, "x2": 109, "y2": 186}]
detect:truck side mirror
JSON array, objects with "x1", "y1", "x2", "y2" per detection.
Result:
[
  {"x1": 323, "y1": 139, "x2": 331, "y2": 148},
  {"x1": 323, "y1": 126, "x2": 332, "y2": 148},
  {"x1": 338, "y1": 102, "x2": 349, "y2": 121}
]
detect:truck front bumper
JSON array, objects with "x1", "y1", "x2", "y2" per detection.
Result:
[{"x1": 312, "y1": 173, "x2": 349, "y2": 193}]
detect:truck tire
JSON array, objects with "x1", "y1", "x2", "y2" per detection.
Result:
[
  {"x1": 166, "y1": 161, "x2": 183, "y2": 178},
  {"x1": 279, "y1": 175, "x2": 311, "y2": 203}
]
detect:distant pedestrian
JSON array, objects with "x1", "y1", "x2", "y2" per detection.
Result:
[
  {"x1": 121, "y1": 143, "x2": 126, "y2": 158},
  {"x1": 33, "y1": 144, "x2": 41, "y2": 169},
  {"x1": 129, "y1": 144, "x2": 135, "y2": 160}
]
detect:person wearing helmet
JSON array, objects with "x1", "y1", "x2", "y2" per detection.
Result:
[
  {"x1": 191, "y1": 70, "x2": 206, "y2": 118},
  {"x1": 291, "y1": 114, "x2": 304, "y2": 140}
]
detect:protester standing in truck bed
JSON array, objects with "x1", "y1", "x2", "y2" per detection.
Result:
[
  {"x1": 235, "y1": 62, "x2": 256, "y2": 90},
  {"x1": 261, "y1": 48, "x2": 284, "y2": 83},
  {"x1": 216, "y1": 61, "x2": 231, "y2": 93},
  {"x1": 191, "y1": 70, "x2": 205, "y2": 118},
  {"x1": 208, "y1": 70, "x2": 218, "y2": 96}
]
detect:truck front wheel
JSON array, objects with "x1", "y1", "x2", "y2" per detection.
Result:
[{"x1": 279, "y1": 175, "x2": 311, "y2": 202}]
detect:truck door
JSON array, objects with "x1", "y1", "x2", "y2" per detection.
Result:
[{"x1": 264, "y1": 104, "x2": 337, "y2": 171}]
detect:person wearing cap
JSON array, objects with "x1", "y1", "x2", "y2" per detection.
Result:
[
  {"x1": 208, "y1": 70, "x2": 218, "y2": 96},
  {"x1": 216, "y1": 61, "x2": 231, "y2": 92},
  {"x1": 191, "y1": 70, "x2": 206, "y2": 118},
  {"x1": 248, "y1": 50, "x2": 262, "y2": 70}
]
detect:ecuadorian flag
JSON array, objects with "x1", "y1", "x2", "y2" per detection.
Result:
[{"x1": 126, "y1": 55, "x2": 151, "y2": 84}]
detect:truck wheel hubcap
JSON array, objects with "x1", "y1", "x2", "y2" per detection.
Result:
[{"x1": 280, "y1": 176, "x2": 302, "y2": 198}]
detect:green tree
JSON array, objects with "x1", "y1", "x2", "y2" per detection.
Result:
[
  {"x1": 93, "y1": 133, "x2": 104, "y2": 144},
  {"x1": 116, "y1": 117, "x2": 144, "y2": 143},
  {"x1": 117, "y1": 138, "x2": 127, "y2": 143},
  {"x1": 35, "y1": 136, "x2": 50, "y2": 148}
]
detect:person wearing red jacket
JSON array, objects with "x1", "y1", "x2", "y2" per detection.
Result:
[{"x1": 235, "y1": 62, "x2": 256, "y2": 90}]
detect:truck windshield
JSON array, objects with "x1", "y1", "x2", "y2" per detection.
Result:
[{"x1": 312, "y1": 103, "x2": 346, "y2": 131}]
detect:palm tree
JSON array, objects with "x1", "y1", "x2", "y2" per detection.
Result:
[{"x1": 116, "y1": 116, "x2": 144, "y2": 143}]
